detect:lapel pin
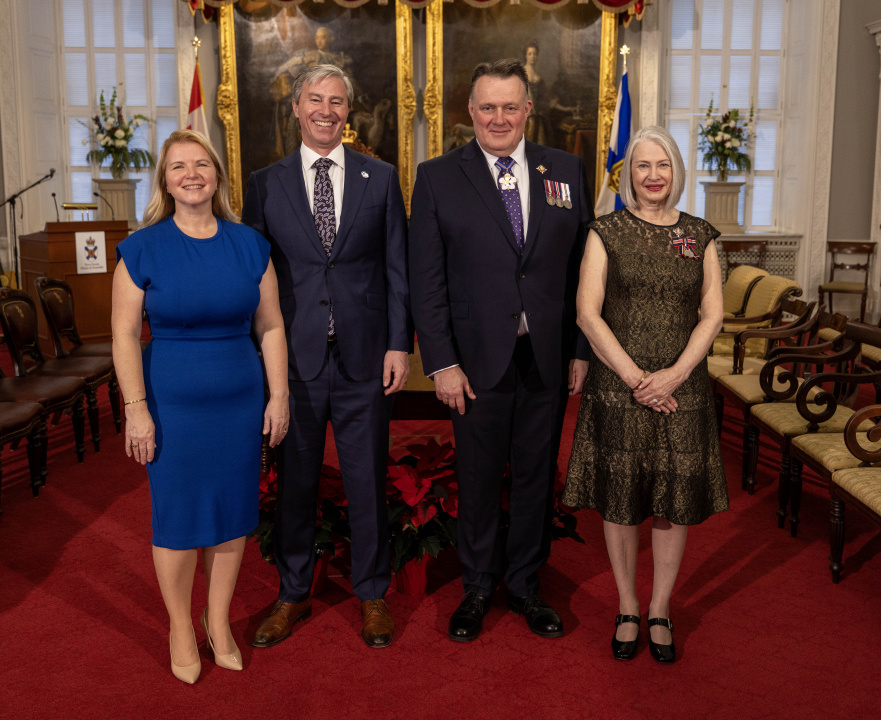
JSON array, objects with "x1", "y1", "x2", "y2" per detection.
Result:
[
  {"x1": 361, "y1": 171, "x2": 369, "y2": 179},
  {"x1": 537, "y1": 165, "x2": 547, "y2": 174}
]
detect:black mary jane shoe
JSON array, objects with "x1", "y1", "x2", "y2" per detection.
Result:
[
  {"x1": 611, "y1": 614, "x2": 640, "y2": 661},
  {"x1": 647, "y1": 617, "x2": 676, "y2": 664}
]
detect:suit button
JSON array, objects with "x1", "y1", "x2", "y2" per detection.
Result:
[
  {"x1": 328, "y1": 262, "x2": 335, "y2": 269},
  {"x1": 511, "y1": 313, "x2": 520, "y2": 320},
  {"x1": 519, "y1": 272, "x2": 526, "y2": 279},
  {"x1": 320, "y1": 300, "x2": 329, "y2": 306}
]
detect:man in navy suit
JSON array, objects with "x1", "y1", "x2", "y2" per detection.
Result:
[
  {"x1": 243, "y1": 65, "x2": 411, "y2": 649},
  {"x1": 409, "y1": 59, "x2": 593, "y2": 642}
]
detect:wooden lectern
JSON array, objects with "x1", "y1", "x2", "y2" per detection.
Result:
[{"x1": 18, "y1": 221, "x2": 130, "y2": 355}]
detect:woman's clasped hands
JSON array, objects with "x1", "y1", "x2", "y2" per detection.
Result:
[{"x1": 632, "y1": 367, "x2": 684, "y2": 414}]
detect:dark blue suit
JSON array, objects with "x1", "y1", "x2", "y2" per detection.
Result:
[
  {"x1": 243, "y1": 146, "x2": 411, "y2": 602},
  {"x1": 409, "y1": 138, "x2": 592, "y2": 597}
]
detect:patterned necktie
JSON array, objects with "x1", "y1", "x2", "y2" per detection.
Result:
[
  {"x1": 313, "y1": 157, "x2": 336, "y2": 337},
  {"x1": 495, "y1": 156, "x2": 524, "y2": 251}
]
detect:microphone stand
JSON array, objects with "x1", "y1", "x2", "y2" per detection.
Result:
[{"x1": 0, "y1": 169, "x2": 56, "y2": 286}]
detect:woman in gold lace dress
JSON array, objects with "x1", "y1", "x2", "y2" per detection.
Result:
[{"x1": 563, "y1": 126, "x2": 728, "y2": 664}]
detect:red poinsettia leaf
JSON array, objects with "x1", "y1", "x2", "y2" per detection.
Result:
[
  {"x1": 410, "y1": 502, "x2": 438, "y2": 528},
  {"x1": 388, "y1": 465, "x2": 431, "y2": 506},
  {"x1": 440, "y1": 494, "x2": 458, "y2": 519}
]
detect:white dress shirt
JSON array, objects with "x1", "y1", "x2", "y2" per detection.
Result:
[{"x1": 299, "y1": 142, "x2": 346, "y2": 231}]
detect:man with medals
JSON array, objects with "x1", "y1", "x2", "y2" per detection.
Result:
[{"x1": 409, "y1": 59, "x2": 595, "y2": 643}]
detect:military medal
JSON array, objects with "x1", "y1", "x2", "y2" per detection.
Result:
[
  {"x1": 544, "y1": 179, "x2": 555, "y2": 205},
  {"x1": 561, "y1": 183, "x2": 572, "y2": 209},
  {"x1": 553, "y1": 182, "x2": 564, "y2": 208}
]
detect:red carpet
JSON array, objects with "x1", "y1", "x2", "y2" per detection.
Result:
[{"x1": 1, "y1": 390, "x2": 880, "y2": 720}]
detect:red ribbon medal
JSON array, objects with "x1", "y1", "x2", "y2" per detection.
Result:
[{"x1": 671, "y1": 228, "x2": 700, "y2": 260}]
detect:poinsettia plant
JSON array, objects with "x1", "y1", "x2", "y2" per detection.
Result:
[
  {"x1": 387, "y1": 439, "x2": 459, "y2": 572},
  {"x1": 250, "y1": 464, "x2": 350, "y2": 564}
]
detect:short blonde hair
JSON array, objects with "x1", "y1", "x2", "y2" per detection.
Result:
[
  {"x1": 619, "y1": 125, "x2": 686, "y2": 213},
  {"x1": 141, "y1": 129, "x2": 238, "y2": 227}
]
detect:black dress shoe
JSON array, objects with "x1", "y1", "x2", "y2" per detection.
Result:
[
  {"x1": 448, "y1": 589, "x2": 491, "y2": 642},
  {"x1": 648, "y1": 617, "x2": 676, "y2": 664},
  {"x1": 507, "y1": 593, "x2": 563, "y2": 638},
  {"x1": 611, "y1": 614, "x2": 640, "y2": 661}
]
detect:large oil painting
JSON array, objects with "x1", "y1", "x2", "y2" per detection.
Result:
[
  {"x1": 224, "y1": 2, "x2": 401, "y2": 201},
  {"x1": 437, "y1": 2, "x2": 604, "y2": 183}
]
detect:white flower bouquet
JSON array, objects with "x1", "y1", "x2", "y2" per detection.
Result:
[
  {"x1": 697, "y1": 99, "x2": 754, "y2": 182},
  {"x1": 83, "y1": 88, "x2": 154, "y2": 179}
]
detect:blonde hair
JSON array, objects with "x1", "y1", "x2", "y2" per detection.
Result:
[
  {"x1": 619, "y1": 125, "x2": 686, "y2": 213},
  {"x1": 141, "y1": 129, "x2": 238, "y2": 227}
]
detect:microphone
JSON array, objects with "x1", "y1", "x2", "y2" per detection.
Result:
[
  {"x1": 49, "y1": 168, "x2": 56, "y2": 178},
  {"x1": 93, "y1": 191, "x2": 116, "y2": 220},
  {"x1": 51, "y1": 192, "x2": 60, "y2": 222}
]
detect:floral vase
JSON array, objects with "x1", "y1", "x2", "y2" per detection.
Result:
[
  {"x1": 310, "y1": 549, "x2": 331, "y2": 596},
  {"x1": 394, "y1": 554, "x2": 435, "y2": 595}
]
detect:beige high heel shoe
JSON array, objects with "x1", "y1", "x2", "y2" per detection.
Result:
[
  {"x1": 170, "y1": 628, "x2": 201, "y2": 684},
  {"x1": 200, "y1": 608, "x2": 243, "y2": 671}
]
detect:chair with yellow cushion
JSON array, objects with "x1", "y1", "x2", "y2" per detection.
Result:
[
  {"x1": 712, "y1": 303, "x2": 833, "y2": 491},
  {"x1": 745, "y1": 323, "x2": 879, "y2": 535},
  {"x1": 828, "y1": 403, "x2": 881, "y2": 582},
  {"x1": 787, "y1": 322, "x2": 881, "y2": 537},
  {"x1": 722, "y1": 264, "x2": 769, "y2": 318},
  {"x1": 708, "y1": 275, "x2": 802, "y2": 377},
  {"x1": 818, "y1": 241, "x2": 875, "y2": 322}
]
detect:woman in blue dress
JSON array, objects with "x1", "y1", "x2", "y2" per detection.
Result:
[{"x1": 112, "y1": 130, "x2": 289, "y2": 684}]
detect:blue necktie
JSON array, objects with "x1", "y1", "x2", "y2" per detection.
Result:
[
  {"x1": 495, "y1": 156, "x2": 524, "y2": 251},
  {"x1": 313, "y1": 157, "x2": 336, "y2": 338}
]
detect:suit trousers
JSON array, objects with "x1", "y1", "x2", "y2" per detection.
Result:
[
  {"x1": 274, "y1": 342, "x2": 392, "y2": 603},
  {"x1": 451, "y1": 335, "x2": 565, "y2": 597}
]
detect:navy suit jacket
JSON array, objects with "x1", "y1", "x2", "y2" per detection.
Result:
[
  {"x1": 409, "y1": 139, "x2": 592, "y2": 390},
  {"x1": 242, "y1": 146, "x2": 412, "y2": 382}
]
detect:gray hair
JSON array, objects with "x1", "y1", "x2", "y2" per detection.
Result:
[
  {"x1": 291, "y1": 64, "x2": 354, "y2": 106},
  {"x1": 470, "y1": 59, "x2": 530, "y2": 101},
  {"x1": 619, "y1": 125, "x2": 686, "y2": 212}
]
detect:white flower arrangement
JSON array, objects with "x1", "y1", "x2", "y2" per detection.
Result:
[
  {"x1": 82, "y1": 88, "x2": 154, "y2": 179},
  {"x1": 697, "y1": 99, "x2": 754, "y2": 182}
]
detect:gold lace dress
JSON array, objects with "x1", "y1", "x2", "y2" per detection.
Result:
[{"x1": 563, "y1": 209, "x2": 729, "y2": 525}]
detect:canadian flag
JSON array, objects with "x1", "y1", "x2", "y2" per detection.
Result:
[{"x1": 186, "y1": 60, "x2": 208, "y2": 136}]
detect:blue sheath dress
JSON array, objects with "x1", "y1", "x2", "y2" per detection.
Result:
[{"x1": 117, "y1": 216, "x2": 270, "y2": 549}]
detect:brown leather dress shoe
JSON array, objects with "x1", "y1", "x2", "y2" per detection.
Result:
[
  {"x1": 360, "y1": 599, "x2": 394, "y2": 648},
  {"x1": 252, "y1": 598, "x2": 312, "y2": 648}
]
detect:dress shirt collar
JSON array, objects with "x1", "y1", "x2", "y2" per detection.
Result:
[
  {"x1": 300, "y1": 142, "x2": 346, "y2": 173},
  {"x1": 477, "y1": 136, "x2": 527, "y2": 174}
]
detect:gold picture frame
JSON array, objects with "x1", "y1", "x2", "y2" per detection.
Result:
[
  {"x1": 424, "y1": 2, "x2": 619, "y2": 201},
  {"x1": 217, "y1": 1, "x2": 415, "y2": 215}
]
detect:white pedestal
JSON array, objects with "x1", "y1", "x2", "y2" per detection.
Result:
[
  {"x1": 93, "y1": 178, "x2": 141, "y2": 230},
  {"x1": 701, "y1": 181, "x2": 745, "y2": 234}
]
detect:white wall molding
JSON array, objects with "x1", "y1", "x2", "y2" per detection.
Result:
[
  {"x1": 638, "y1": 1, "x2": 661, "y2": 129},
  {"x1": 0, "y1": 0, "x2": 23, "y2": 266},
  {"x1": 792, "y1": 0, "x2": 840, "y2": 305}
]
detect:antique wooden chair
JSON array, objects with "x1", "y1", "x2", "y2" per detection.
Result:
[
  {"x1": 0, "y1": 288, "x2": 119, "y2": 452},
  {"x1": 828, "y1": 403, "x2": 881, "y2": 583},
  {"x1": 719, "y1": 240, "x2": 767, "y2": 283},
  {"x1": 745, "y1": 323, "x2": 878, "y2": 535},
  {"x1": 721, "y1": 265, "x2": 769, "y2": 319},
  {"x1": 0, "y1": 401, "x2": 45, "y2": 513},
  {"x1": 0, "y1": 365, "x2": 86, "y2": 472},
  {"x1": 708, "y1": 275, "x2": 802, "y2": 377},
  {"x1": 34, "y1": 277, "x2": 112, "y2": 358},
  {"x1": 818, "y1": 241, "x2": 875, "y2": 322},
  {"x1": 712, "y1": 301, "x2": 823, "y2": 490}
]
